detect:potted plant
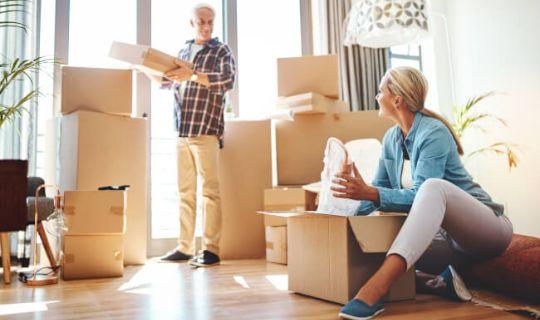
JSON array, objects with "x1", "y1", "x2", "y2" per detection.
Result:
[
  {"x1": 1, "y1": 0, "x2": 53, "y2": 130},
  {"x1": 450, "y1": 91, "x2": 519, "y2": 170}
]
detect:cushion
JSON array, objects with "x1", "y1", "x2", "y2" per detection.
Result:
[
  {"x1": 465, "y1": 234, "x2": 540, "y2": 303},
  {"x1": 26, "y1": 197, "x2": 55, "y2": 223}
]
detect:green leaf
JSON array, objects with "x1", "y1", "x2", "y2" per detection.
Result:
[
  {"x1": 0, "y1": 0, "x2": 30, "y2": 31},
  {"x1": 466, "y1": 142, "x2": 520, "y2": 171},
  {"x1": 0, "y1": 56, "x2": 58, "y2": 129}
]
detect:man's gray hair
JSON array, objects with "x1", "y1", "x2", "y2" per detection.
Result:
[{"x1": 192, "y1": 3, "x2": 216, "y2": 18}]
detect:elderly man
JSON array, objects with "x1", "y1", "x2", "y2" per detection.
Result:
[{"x1": 155, "y1": 3, "x2": 236, "y2": 267}]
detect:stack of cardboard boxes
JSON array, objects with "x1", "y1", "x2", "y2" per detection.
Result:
[
  {"x1": 275, "y1": 55, "x2": 346, "y2": 115},
  {"x1": 56, "y1": 65, "x2": 148, "y2": 277},
  {"x1": 62, "y1": 190, "x2": 126, "y2": 280},
  {"x1": 262, "y1": 187, "x2": 316, "y2": 264},
  {"x1": 109, "y1": 42, "x2": 274, "y2": 260},
  {"x1": 263, "y1": 55, "x2": 347, "y2": 265},
  {"x1": 260, "y1": 54, "x2": 415, "y2": 304}
]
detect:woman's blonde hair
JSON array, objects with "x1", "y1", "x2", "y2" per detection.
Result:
[{"x1": 383, "y1": 66, "x2": 464, "y2": 155}]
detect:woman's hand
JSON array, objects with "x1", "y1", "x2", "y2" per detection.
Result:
[
  {"x1": 331, "y1": 163, "x2": 380, "y2": 202},
  {"x1": 331, "y1": 163, "x2": 367, "y2": 200}
]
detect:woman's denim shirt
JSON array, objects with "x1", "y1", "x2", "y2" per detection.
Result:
[{"x1": 357, "y1": 112, "x2": 504, "y2": 216}]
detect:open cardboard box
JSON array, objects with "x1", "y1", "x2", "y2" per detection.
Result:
[
  {"x1": 259, "y1": 210, "x2": 415, "y2": 304},
  {"x1": 109, "y1": 41, "x2": 192, "y2": 77},
  {"x1": 263, "y1": 186, "x2": 318, "y2": 227}
]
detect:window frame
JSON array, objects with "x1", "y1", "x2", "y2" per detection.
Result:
[
  {"x1": 389, "y1": 44, "x2": 423, "y2": 70},
  {"x1": 38, "y1": 0, "x2": 309, "y2": 257}
]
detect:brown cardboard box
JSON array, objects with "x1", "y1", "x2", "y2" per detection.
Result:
[
  {"x1": 59, "y1": 111, "x2": 148, "y2": 265},
  {"x1": 109, "y1": 41, "x2": 192, "y2": 76},
  {"x1": 263, "y1": 215, "x2": 288, "y2": 228},
  {"x1": 63, "y1": 190, "x2": 126, "y2": 235},
  {"x1": 263, "y1": 187, "x2": 315, "y2": 227},
  {"x1": 61, "y1": 66, "x2": 132, "y2": 116},
  {"x1": 265, "y1": 226, "x2": 287, "y2": 265},
  {"x1": 262, "y1": 211, "x2": 415, "y2": 304},
  {"x1": 264, "y1": 187, "x2": 306, "y2": 211},
  {"x1": 277, "y1": 55, "x2": 339, "y2": 98},
  {"x1": 218, "y1": 120, "x2": 272, "y2": 259},
  {"x1": 276, "y1": 92, "x2": 348, "y2": 115},
  {"x1": 62, "y1": 234, "x2": 123, "y2": 280},
  {"x1": 274, "y1": 110, "x2": 393, "y2": 185}
]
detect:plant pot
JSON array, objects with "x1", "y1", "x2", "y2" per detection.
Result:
[{"x1": 0, "y1": 160, "x2": 28, "y2": 232}]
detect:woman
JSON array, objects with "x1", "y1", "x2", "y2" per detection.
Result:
[{"x1": 332, "y1": 67, "x2": 513, "y2": 320}]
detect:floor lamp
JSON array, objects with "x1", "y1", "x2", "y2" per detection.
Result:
[
  {"x1": 343, "y1": 0, "x2": 456, "y2": 107},
  {"x1": 343, "y1": 0, "x2": 430, "y2": 48},
  {"x1": 24, "y1": 185, "x2": 62, "y2": 286}
]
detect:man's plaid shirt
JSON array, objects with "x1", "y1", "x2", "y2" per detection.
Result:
[{"x1": 162, "y1": 38, "x2": 236, "y2": 148}]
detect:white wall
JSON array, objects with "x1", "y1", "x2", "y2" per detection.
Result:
[{"x1": 437, "y1": 0, "x2": 540, "y2": 237}]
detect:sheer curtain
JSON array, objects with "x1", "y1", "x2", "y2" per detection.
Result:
[{"x1": 0, "y1": 0, "x2": 38, "y2": 265}]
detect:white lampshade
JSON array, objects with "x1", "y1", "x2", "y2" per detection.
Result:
[{"x1": 344, "y1": 0, "x2": 429, "y2": 48}]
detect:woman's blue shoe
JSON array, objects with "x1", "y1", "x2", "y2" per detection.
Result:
[
  {"x1": 339, "y1": 299, "x2": 385, "y2": 320},
  {"x1": 440, "y1": 265, "x2": 472, "y2": 301}
]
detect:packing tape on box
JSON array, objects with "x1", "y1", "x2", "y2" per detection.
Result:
[
  {"x1": 64, "y1": 251, "x2": 123, "y2": 263},
  {"x1": 63, "y1": 206, "x2": 124, "y2": 215},
  {"x1": 266, "y1": 242, "x2": 287, "y2": 251},
  {"x1": 110, "y1": 206, "x2": 124, "y2": 215}
]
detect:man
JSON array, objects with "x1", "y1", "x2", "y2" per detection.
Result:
[{"x1": 154, "y1": 3, "x2": 236, "y2": 267}]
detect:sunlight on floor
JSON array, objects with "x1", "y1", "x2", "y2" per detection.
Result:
[
  {"x1": 124, "y1": 287, "x2": 154, "y2": 295},
  {"x1": 265, "y1": 274, "x2": 288, "y2": 291},
  {"x1": 0, "y1": 300, "x2": 60, "y2": 316},
  {"x1": 233, "y1": 275, "x2": 250, "y2": 289},
  {"x1": 117, "y1": 261, "x2": 161, "y2": 292}
]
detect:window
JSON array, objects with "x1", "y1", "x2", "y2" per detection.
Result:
[
  {"x1": 389, "y1": 44, "x2": 422, "y2": 70},
  {"x1": 150, "y1": 0, "x2": 223, "y2": 239},
  {"x1": 31, "y1": 1, "x2": 307, "y2": 250},
  {"x1": 0, "y1": 2, "x2": 32, "y2": 159},
  {"x1": 68, "y1": 0, "x2": 136, "y2": 68},
  {"x1": 35, "y1": 0, "x2": 56, "y2": 178},
  {"x1": 390, "y1": 43, "x2": 441, "y2": 112},
  {"x1": 236, "y1": 0, "x2": 303, "y2": 119}
]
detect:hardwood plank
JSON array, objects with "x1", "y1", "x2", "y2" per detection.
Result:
[
  {"x1": 0, "y1": 259, "x2": 527, "y2": 320},
  {"x1": 0, "y1": 232, "x2": 10, "y2": 284}
]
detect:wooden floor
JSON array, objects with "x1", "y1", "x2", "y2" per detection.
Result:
[{"x1": 0, "y1": 259, "x2": 528, "y2": 320}]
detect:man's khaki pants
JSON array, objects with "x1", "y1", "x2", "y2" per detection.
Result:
[{"x1": 177, "y1": 135, "x2": 222, "y2": 255}]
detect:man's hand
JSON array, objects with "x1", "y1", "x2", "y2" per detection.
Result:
[
  {"x1": 173, "y1": 58, "x2": 193, "y2": 69},
  {"x1": 331, "y1": 163, "x2": 379, "y2": 202},
  {"x1": 164, "y1": 66, "x2": 194, "y2": 83}
]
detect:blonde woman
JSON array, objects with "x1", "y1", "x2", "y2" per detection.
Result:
[{"x1": 332, "y1": 67, "x2": 513, "y2": 319}]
